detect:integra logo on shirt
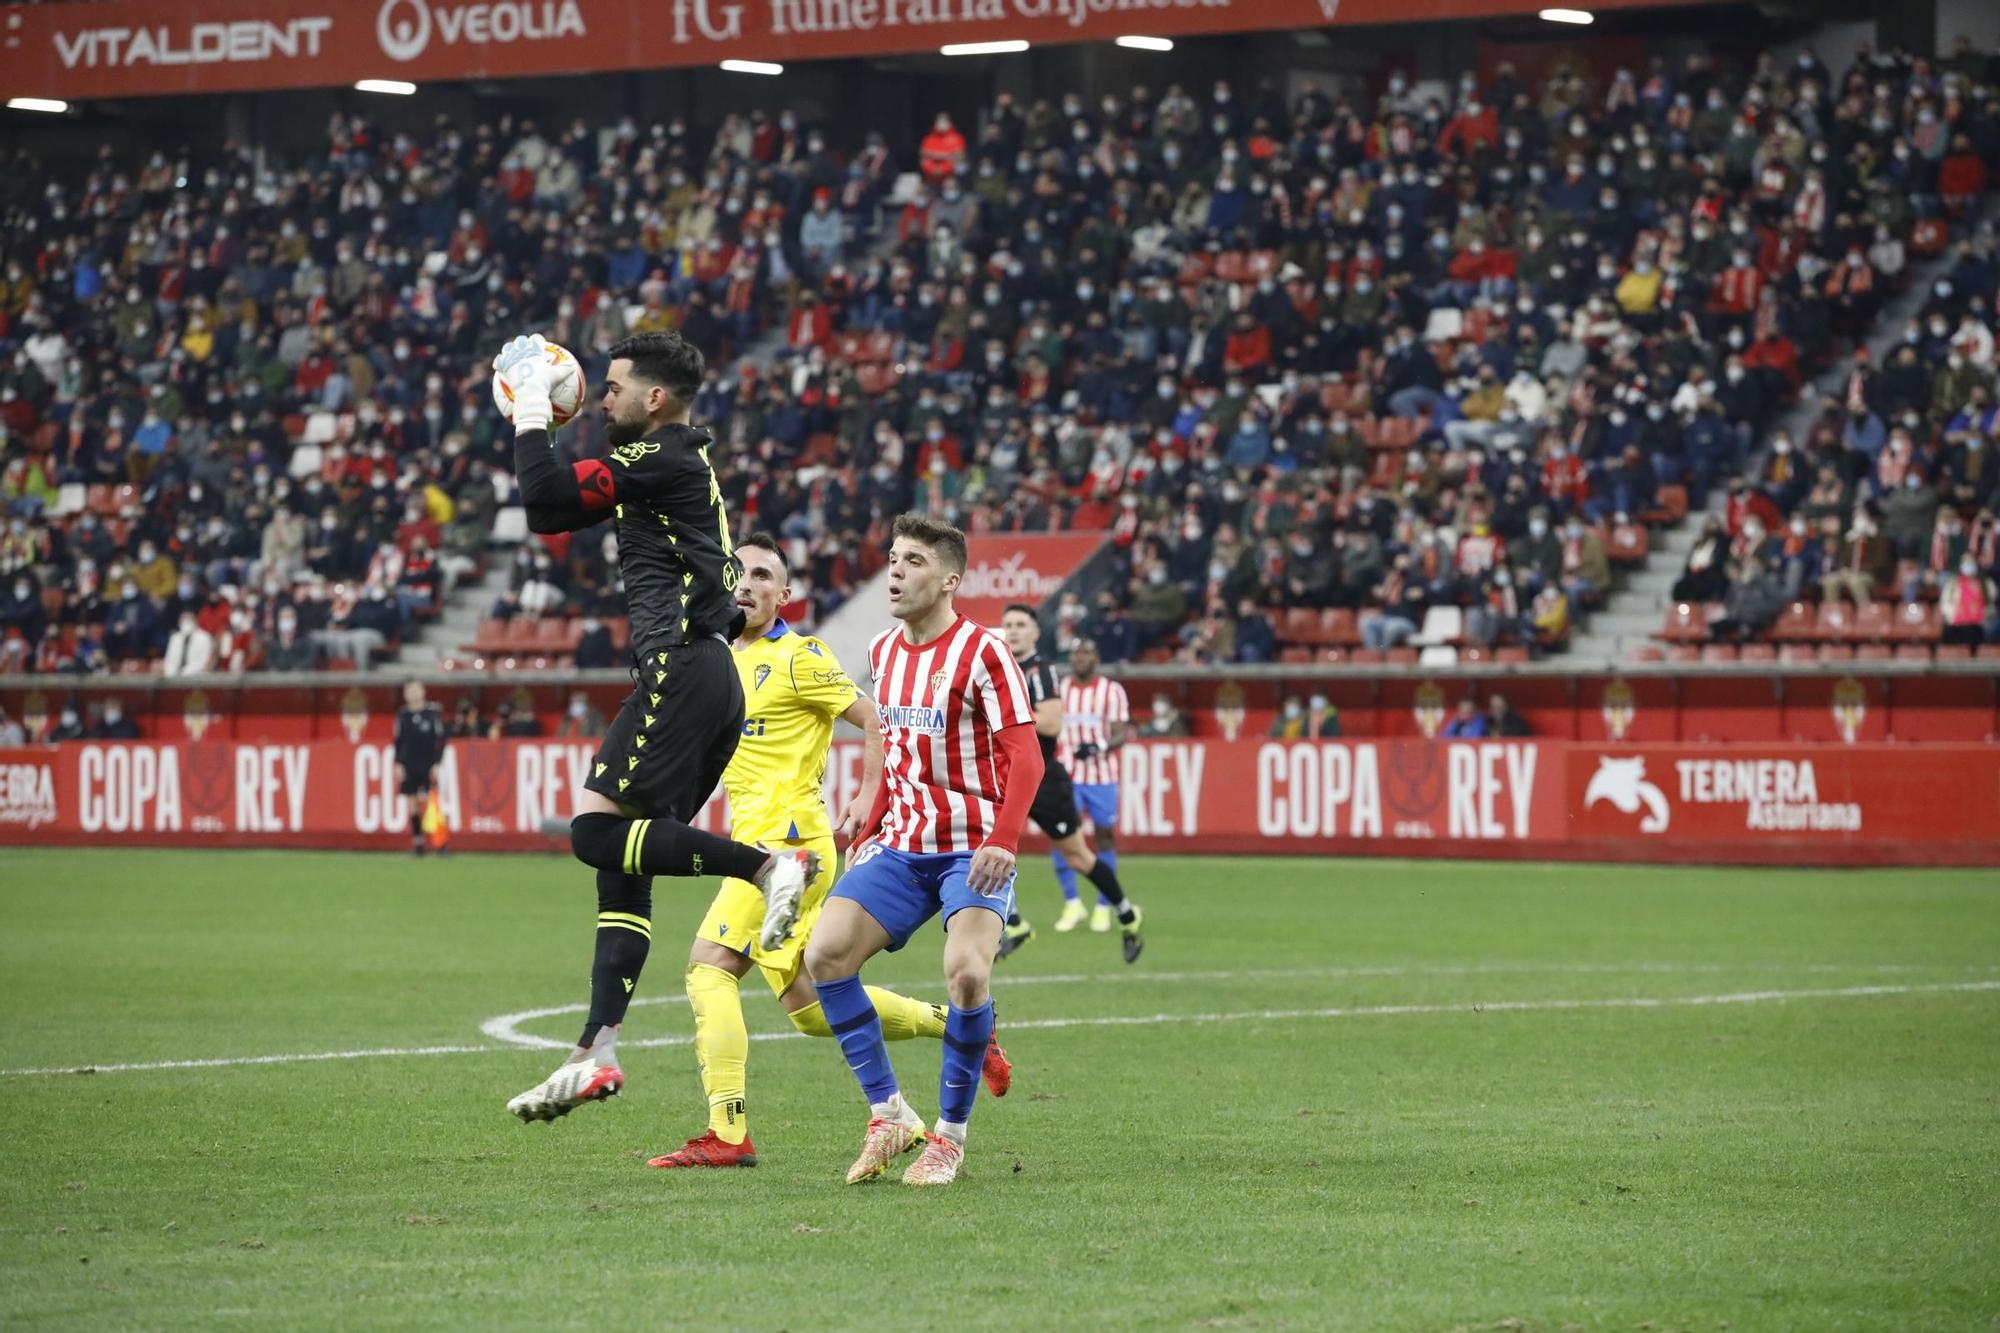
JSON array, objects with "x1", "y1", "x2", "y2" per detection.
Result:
[{"x1": 882, "y1": 704, "x2": 947, "y2": 735}]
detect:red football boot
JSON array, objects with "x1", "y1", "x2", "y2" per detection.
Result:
[
  {"x1": 981, "y1": 1028, "x2": 1013, "y2": 1098},
  {"x1": 647, "y1": 1130, "x2": 759, "y2": 1168}
]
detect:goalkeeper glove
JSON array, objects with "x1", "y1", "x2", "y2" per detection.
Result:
[
  {"x1": 1071, "y1": 741, "x2": 1101, "y2": 761},
  {"x1": 492, "y1": 333, "x2": 553, "y2": 432}
]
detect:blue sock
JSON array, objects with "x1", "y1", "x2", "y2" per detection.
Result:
[
  {"x1": 938, "y1": 1000, "x2": 994, "y2": 1126},
  {"x1": 814, "y1": 975, "x2": 898, "y2": 1105},
  {"x1": 1097, "y1": 848, "x2": 1117, "y2": 906},
  {"x1": 1052, "y1": 849, "x2": 1080, "y2": 901}
]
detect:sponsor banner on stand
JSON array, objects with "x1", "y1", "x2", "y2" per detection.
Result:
[
  {"x1": 953, "y1": 532, "x2": 1106, "y2": 629},
  {"x1": 1, "y1": 0, "x2": 1676, "y2": 101},
  {"x1": 0, "y1": 738, "x2": 1993, "y2": 864}
]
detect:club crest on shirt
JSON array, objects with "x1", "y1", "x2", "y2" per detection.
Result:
[
  {"x1": 611, "y1": 440, "x2": 660, "y2": 466},
  {"x1": 930, "y1": 668, "x2": 947, "y2": 691},
  {"x1": 753, "y1": 664, "x2": 772, "y2": 691}
]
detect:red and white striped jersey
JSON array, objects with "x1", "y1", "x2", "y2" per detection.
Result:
[
  {"x1": 868, "y1": 614, "x2": 1036, "y2": 854},
  {"x1": 1060, "y1": 674, "x2": 1129, "y2": 786}
]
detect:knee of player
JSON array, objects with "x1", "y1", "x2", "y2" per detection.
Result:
[
  {"x1": 942, "y1": 953, "x2": 990, "y2": 1009},
  {"x1": 569, "y1": 811, "x2": 622, "y2": 869}
]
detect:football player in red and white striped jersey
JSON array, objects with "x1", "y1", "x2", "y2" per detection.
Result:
[
  {"x1": 804, "y1": 515, "x2": 1045, "y2": 1187},
  {"x1": 1054, "y1": 638, "x2": 1133, "y2": 932}
]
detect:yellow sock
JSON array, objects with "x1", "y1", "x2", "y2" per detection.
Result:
[
  {"x1": 788, "y1": 1001, "x2": 833, "y2": 1038},
  {"x1": 869, "y1": 987, "x2": 948, "y2": 1041},
  {"x1": 685, "y1": 963, "x2": 748, "y2": 1144}
]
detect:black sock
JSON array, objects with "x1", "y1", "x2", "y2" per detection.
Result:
[
  {"x1": 579, "y1": 869, "x2": 653, "y2": 1048},
  {"x1": 1084, "y1": 859, "x2": 1134, "y2": 918},
  {"x1": 570, "y1": 812, "x2": 769, "y2": 881},
  {"x1": 1006, "y1": 911, "x2": 1024, "y2": 928}
]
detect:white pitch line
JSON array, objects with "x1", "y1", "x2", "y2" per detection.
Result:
[
  {"x1": 7, "y1": 980, "x2": 1998, "y2": 1078},
  {"x1": 476, "y1": 960, "x2": 2000, "y2": 1049}
]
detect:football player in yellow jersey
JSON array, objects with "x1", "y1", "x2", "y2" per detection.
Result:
[{"x1": 648, "y1": 533, "x2": 1012, "y2": 1169}]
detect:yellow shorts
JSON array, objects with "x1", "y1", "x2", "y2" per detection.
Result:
[{"x1": 695, "y1": 834, "x2": 836, "y2": 997}]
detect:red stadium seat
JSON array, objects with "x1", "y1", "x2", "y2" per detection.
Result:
[
  {"x1": 1817, "y1": 643, "x2": 1856, "y2": 662},
  {"x1": 1853, "y1": 642, "x2": 1892, "y2": 661},
  {"x1": 1278, "y1": 607, "x2": 1319, "y2": 646},
  {"x1": 1664, "y1": 644, "x2": 1701, "y2": 662},
  {"x1": 1768, "y1": 602, "x2": 1817, "y2": 643},
  {"x1": 1212, "y1": 251, "x2": 1249, "y2": 284},
  {"x1": 1889, "y1": 602, "x2": 1940, "y2": 643},
  {"x1": 505, "y1": 619, "x2": 543, "y2": 650},
  {"x1": 535, "y1": 619, "x2": 580, "y2": 651},
  {"x1": 1658, "y1": 602, "x2": 1707, "y2": 643},
  {"x1": 1700, "y1": 644, "x2": 1738, "y2": 663},
  {"x1": 1893, "y1": 644, "x2": 1933, "y2": 662},
  {"x1": 1279, "y1": 645, "x2": 1316, "y2": 663},
  {"x1": 1384, "y1": 646, "x2": 1419, "y2": 666},
  {"x1": 1318, "y1": 647, "x2": 1351, "y2": 664},
  {"x1": 1934, "y1": 643, "x2": 1974, "y2": 661},
  {"x1": 1640, "y1": 485, "x2": 1688, "y2": 526},
  {"x1": 1319, "y1": 381, "x2": 1351, "y2": 415},
  {"x1": 1626, "y1": 642, "x2": 1665, "y2": 662},
  {"x1": 1778, "y1": 643, "x2": 1818, "y2": 663},
  {"x1": 1348, "y1": 648, "x2": 1385, "y2": 665},
  {"x1": 1851, "y1": 602, "x2": 1893, "y2": 642},
  {"x1": 1319, "y1": 608, "x2": 1359, "y2": 647},
  {"x1": 1738, "y1": 642, "x2": 1777, "y2": 662},
  {"x1": 1459, "y1": 645, "x2": 1490, "y2": 665},
  {"x1": 862, "y1": 331, "x2": 898, "y2": 364},
  {"x1": 1814, "y1": 601, "x2": 1858, "y2": 642},
  {"x1": 469, "y1": 618, "x2": 512, "y2": 654},
  {"x1": 1495, "y1": 645, "x2": 1531, "y2": 663}
]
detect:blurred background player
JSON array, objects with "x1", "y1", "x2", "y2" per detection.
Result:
[
  {"x1": 651, "y1": 532, "x2": 1009, "y2": 1170},
  {"x1": 1056, "y1": 639, "x2": 1133, "y2": 933},
  {"x1": 493, "y1": 331, "x2": 813, "y2": 1125},
  {"x1": 393, "y1": 680, "x2": 446, "y2": 857},
  {"x1": 995, "y1": 606, "x2": 1144, "y2": 963},
  {"x1": 804, "y1": 515, "x2": 1042, "y2": 1187}
]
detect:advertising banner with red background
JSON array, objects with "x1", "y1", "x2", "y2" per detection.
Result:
[
  {"x1": 3, "y1": 737, "x2": 1994, "y2": 866},
  {"x1": 954, "y1": 532, "x2": 1106, "y2": 629},
  {"x1": 1, "y1": 0, "x2": 1685, "y2": 102}
]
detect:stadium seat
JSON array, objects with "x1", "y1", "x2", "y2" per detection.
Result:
[
  {"x1": 1641, "y1": 484, "x2": 1688, "y2": 526},
  {"x1": 1893, "y1": 644, "x2": 1933, "y2": 662},
  {"x1": 1279, "y1": 607, "x2": 1320, "y2": 646},
  {"x1": 1700, "y1": 644, "x2": 1738, "y2": 663},
  {"x1": 1384, "y1": 646, "x2": 1419, "y2": 666},
  {"x1": 1495, "y1": 645, "x2": 1531, "y2": 664},
  {"x1": 1769, "y1": 602, "x2": 1817, "y2": 643},
  {"x1": 1738, "y1": 642, "x2": 1777, "y2": 662},
  {"x1": 1318, "y1": 381, "x2": 1351, "y2": 415},
  {"x1": 1934, "y1": 644, "x2": 1975, "y2": 661},
  {"x1": 288, "y1": 443, "x2": 324, "y2": 479},
  {"x1": 1664, "y1": 644, "x2": 1701, "y2": 662},
  {"x1": 535, "y1": 619, "x2": 580, "y2": 651},
  {"x1": 1279, "y1": 646, "x2": 1316, "y2": 663},
  {"x1": 1659, "y1": 602, "x2": 1707, "y2": 643},
  {"x1": 51, "y1": 483, "x2": 86, "y2": 517},
  {"x1": 1418, "y1": 646, "x2": 1458, "y2": 667},
  {"x1": 1413, "y1": 606, "x2": 1464, "y2": 647},
  {"x1": 1458, "y1": 645, "x2": 1490, "y2": 665},
  {"x1": 1851, "y1": 602, "x2": 1894, "y2": 643},
  {"x1": 1607, "y1": 521, "x2": 1649, "y2": 567},
  {"x1": 1853, "y1": 643, "x2": 1893, "y2": 661},
  {"x1": 302, "y1": 411, "x2": 338, "y2": 445},
  {"x1": 1778, "y1": 643, "x2": 1818, "y2": 663},
  {"x1": 1318, "y1": 608, "x2": 1358, "y2": 647},
  {"x1": 1814, "y1": 601, "x2": 1858, "y2": 643},
  {"x1": 1817, "y1": 644, "x2": 1856, "y2": 662},
  {"x1": 469, "y1": 619, "x2": 513, "y2": 655},
  {"x1": 1318, "y1": 647, "x2": 1352, "y2": 665},
  {"x1": 1889, "y1": 602, "x2": 1940, "y2": 643},
  {"x1": 862, "y1": 331, "x2": 898, "y2": 364},
  {"x1": 1347, "y1": 648, "x2": 1386, "y2": 665}
]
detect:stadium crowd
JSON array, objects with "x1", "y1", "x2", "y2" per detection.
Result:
[{"x1": 2, "y1": 35, "x2": 1999, "y2": 675}]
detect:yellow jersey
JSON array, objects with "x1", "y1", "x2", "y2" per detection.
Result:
[{"x1": 724, "y1": 619, "x2": 863, "y2": 844}]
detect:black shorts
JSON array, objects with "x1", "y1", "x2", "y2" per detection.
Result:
[
  {"x1": 1029, "y1": 760, "x2": 1082, "y2": 840},
  {"x1": 583, "y1": 637, "x2": 745, "y2": 820},
  {"x1": 399, "y1": 770, "x2": 435, "y2": 799}
]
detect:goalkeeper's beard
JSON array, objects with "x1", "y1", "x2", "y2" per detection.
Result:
[{"x1": 604, "y1": 407, "x2": 649, "y2": 446}]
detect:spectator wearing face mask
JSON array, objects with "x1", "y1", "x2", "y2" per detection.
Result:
[
  {"x1": 1137, "y1": 695, "x2": 1190, "y2": 739},
  {"x1": 555, "y1": 690, "x2": 607, "y2": 740},
  {"x1": 1940, "y1": 556, "x2": 1996, "y2": 646},
  {"x1": 90, "y1": 698, "x2": 142, "y2": 740},
  {"x1": 1441, "y1": 698, "x2": 1488, "y2": 738},
  {"x1": 163, "y1": 610, "x2": 217, "y2": 678}
]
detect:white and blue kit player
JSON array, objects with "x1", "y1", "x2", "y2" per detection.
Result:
[{"x1": 804, "y1": 515, "x2": 1046, "y2": 1187}]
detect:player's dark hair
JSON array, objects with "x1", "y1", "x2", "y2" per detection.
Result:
[
  {"x1": 892, "y1": 513, "x2": 968, "y2": 574},
  {"x1": 1002, "y1": 603, "x2": 1039, "y2": 621},
  {"x1": 607, "y1": 331, "x2": 704, "y2": 405},
  {"x1": 738, "y1": 530, "x2": 788, "y2": 575}
]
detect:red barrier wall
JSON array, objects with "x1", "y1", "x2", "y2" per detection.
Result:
[{"x1": 3, "y1": 738, "x2": 1994, "y2": 866}]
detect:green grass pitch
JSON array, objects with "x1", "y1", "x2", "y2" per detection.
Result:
[{"x1": 1, "y1": 848, "x2": 1996, "y2": 1331}]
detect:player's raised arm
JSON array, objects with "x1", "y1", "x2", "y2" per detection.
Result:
[{"x1": 493, "y1": 334, "x2": 617, "y2": 534}]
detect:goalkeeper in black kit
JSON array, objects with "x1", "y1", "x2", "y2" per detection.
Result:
[{"x1": 492, "y1": 330, "x2": 816, "y2": 1124}]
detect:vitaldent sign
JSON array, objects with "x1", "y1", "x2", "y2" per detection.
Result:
[{"x1": 2, "y1": 0, "x2": 1676, "y2": 101}]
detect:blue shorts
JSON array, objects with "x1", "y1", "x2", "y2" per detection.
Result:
[
  {"x1": 1075, "y1": 782, "x2": 1119, "y2": 830},
  {"x1": 829, "y1": 843, "x2": 1017, "y2": 951}
]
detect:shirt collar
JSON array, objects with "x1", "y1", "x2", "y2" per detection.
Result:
[{"x1": 763, "y1": 617, "x2": 791, "y2": 641}]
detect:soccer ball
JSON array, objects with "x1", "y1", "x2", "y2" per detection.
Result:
[{"x1": 492, "y1": 339, "x2": 586, "y2": 429}]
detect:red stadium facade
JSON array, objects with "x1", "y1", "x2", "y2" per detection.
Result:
[
  {"x1": 2, "y1": 734, "x2": 1994, "y2": 865},
  {"x1": 1, "y1": 0, "x2": 1686, "y2": 100}
]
